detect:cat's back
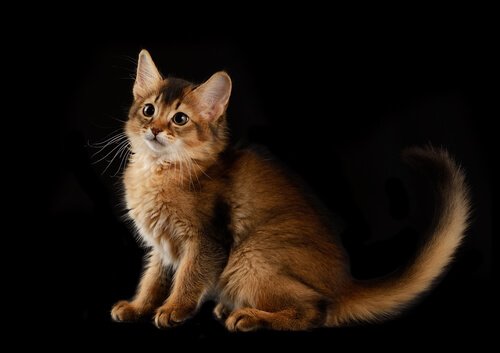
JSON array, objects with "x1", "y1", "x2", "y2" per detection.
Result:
[
  {"x1": 222, "y1": 148, "x2": 349, "y2": 284},
  {"x1": 223, "y1": 148, "x2": 322, "y2": 240},
  {"x1": 226, "y1": 147, "x2": 302, "y2": 202}
]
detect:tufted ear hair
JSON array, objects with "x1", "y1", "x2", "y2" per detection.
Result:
[
  {"x1": 133, "y1": 49, "x2": 163, "y2": 99},
  {"x1": 190, "y1": 71, "x2": 232, "y2": 121}
]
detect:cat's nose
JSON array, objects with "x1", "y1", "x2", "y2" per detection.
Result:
[{"x1": 150, "y1": 127, "x2": 162, "y2": 136}]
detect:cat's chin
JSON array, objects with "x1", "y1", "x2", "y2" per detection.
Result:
[{"x1": 145, "y1": 139, "x2": 168, "y2": 153}]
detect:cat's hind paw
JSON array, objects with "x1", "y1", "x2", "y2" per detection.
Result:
[{"x1": 225, "y1": 308, "x2": 262, "y2": 332}]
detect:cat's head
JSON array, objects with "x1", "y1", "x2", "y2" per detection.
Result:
[{"x1": 126, "y1": 50, "x2": 231, "y2": 165}]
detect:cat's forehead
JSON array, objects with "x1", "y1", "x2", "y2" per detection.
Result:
[{"x1": 156, "y1": 77, "x2": 195, "y2": 107}]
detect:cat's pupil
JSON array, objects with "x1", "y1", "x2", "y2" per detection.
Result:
[
  {"x1": 172, "y1": 112, "x2": 189, "y2": 126},
  {"x1": 143, "y1": 104, "x2": 155, "y2": 117}
]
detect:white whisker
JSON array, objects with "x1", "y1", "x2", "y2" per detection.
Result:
[
  {"x1": 102, "y1": 140, "x2": 129, "y2": 175},
  {"x1": 190, "y1": 157, "x2": 201, "y2": 189},
  {"x1": 182, "y1": 152, "x2": 194, "y2": 190},
  {"x1": 176, "y1": 149, "x2": 183, "y2": 188},
  {"x1": 89, "y1": 132, "x2": 126, "y2": 148},
  {"x1": 112, "y1": 143, "x2": 131, "y2": 177},
  {"x1": 192, "y1": 158, "x2": 212, "y2": 180},
  {"x1": 92, "y1": 140, "x2": 128, "y2": 165},
  {"x1": 90, "y1": 134, "x2": 127, "y2": 158}
]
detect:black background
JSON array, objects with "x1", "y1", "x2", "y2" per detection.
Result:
[{"x1": 44, "y1": 22, "x2": 490, "y2": 349}]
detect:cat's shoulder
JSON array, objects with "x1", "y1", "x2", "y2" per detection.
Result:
[
  {"x1": 231, "y1": 144, "x2": 275, "y2": 162},
  {"x1": 226, "y1": 145, "x2": 278, "y2": 169},
  {"x1": 223, "y1": 145, "x2": 292, "y2": 181}
]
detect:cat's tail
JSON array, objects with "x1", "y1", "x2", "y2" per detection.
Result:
[{"x1": 328, "y1": 146, "x2": 470, "y2": 327}]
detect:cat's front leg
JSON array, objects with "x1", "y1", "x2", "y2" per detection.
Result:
[
  {"x1": 111, "y1": 251, "x2": 170, "y2": 322},
  {"x1": 154, "y1": 238, "x2": 223, "y2": 328}
]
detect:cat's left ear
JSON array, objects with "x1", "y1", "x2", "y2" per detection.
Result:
[{"x1": 191, "y1": 72, "x2": 232, "y2": 121}]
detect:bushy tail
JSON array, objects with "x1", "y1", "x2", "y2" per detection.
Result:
[{"x1": 328, "y1": 146, "x2": 470, "y2": 326}]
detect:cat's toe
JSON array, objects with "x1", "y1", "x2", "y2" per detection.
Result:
[
  {"x1": 111, "y1": 300, "x2": 139, "y2": 322},
  {"x1": 225, "y1": 309, "x2": 261, "y2": 332},
  {"x1": 213, "y1": 303, "x2": 229, "y2": 321},
  {"x1": 154, "y1": 305, "x2": 194, "y2": 329},
  {"x1": 154, "y1": 309, "x2": 170, "y2": 329}
]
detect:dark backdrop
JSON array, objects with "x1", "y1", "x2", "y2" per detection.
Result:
[{"x1": 46, "y1": 29, "x2": 490, "y2": 348}]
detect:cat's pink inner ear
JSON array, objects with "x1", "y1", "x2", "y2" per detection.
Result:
[
  {"x1": 133, "y1": 50, "x2": 163, "y2": 99},
  {"x1": 195, "y1": 72, "x2": 232, "y2": 121}
]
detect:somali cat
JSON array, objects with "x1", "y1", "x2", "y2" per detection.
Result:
[{"x1": 111, "y1": 50, "x2": 469, "y2": 331}]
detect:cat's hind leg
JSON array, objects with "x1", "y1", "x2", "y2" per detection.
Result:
[
  {"x1": 225, "y1": 300, "x2": 327, "y2": 332},
  {"x1": 221, "y1": 271, "x2": 328, "y2": 331},
  {"x1": 219, "y1": 231, "x2": 336, "y2": 331}
]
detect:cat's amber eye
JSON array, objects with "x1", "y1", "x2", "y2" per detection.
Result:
[
  {"x1": 172, "y1": 112, "x2": 189, "y2": 126},
  {"x1": 143, "y1": 104, "x2": 155, "y2": 117}
]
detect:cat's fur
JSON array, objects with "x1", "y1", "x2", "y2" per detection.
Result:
[{"x1": 111, "y1": 50, "x2": 469, "y2": 331}]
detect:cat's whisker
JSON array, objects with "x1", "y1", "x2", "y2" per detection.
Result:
[
  {"x1": 102, "y1": 140, "x2": 129, "y2": 175},
  {"x1": 88, "y1": 129, "x2": 123, "y2": 145},
  {"x1": 112, "y1": 143, "x2": 131, "y2": 177},
  {"x1": 89, "y1": 132, "x2": 126, "y2": 148},
  {"x1": 122, "y1": 55, "x2": 138, "y2": 66},
  {"x1": 189, "y1": 157, "x2": 201, "y2": 189},
  {"x1": 184, "y1": 155, "x2": 194, "y2": 191},
  {"x1": 119, "y1": 149, "x2": 131, "y2": 177},
  {"x1": 113, "y1": 141, "x2": 129, "y2": 164},
  {"x1": 93, "y1": 139, "x2": 128, "y2": 166},
  {"x1": 118, "y1": 138, "x2": 130, "y2": 157},
  {"x1": 90, "y1": 139, "x2": 127, "y2": 160},
  {"x1": 92, "y1": 141, "x2": 126, "y2": 166},
  {"x1": 90, "y1": 134, "x2": 127, "y2": 158},
  {"x1": 108, "y1": 116, "x2": 128, "y2": 124},
  {"x1": 191, "y1": 158, "x2": 212, "y2": 180},
  {"x1": 177, "y1": 150, "x2": 184, "y2": 189},
  {"x1": 181, "y1": 152, "x2": 195, "y2": 191},
  {"x1": 119, "y1": 143, "x2": 130, "y2": 159},
  {"x1": 89, "y1": 138, "x2": 125, "y2": 156}
]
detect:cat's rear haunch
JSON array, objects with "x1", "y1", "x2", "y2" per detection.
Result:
[{"x1": 111, "y1": 50, "x2": 469, "y2": 331}]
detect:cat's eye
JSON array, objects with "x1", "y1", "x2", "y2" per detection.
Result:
[
  {"x1": 172, "y1": 112, "x2": 189, "y2": 126},
  {"x1": 143, "y1": 104, "x2": 155, "y2": 117}
]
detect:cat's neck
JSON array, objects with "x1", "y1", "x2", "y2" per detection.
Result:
[{"x1": 128, "y1": 152, "x2": 217, "y2": 189}]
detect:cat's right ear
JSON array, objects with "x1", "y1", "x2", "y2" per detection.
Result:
[{"x1": 133, "y1": 50, "x2": 163, "y2": 99}]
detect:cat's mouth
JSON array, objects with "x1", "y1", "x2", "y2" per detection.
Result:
[
  {"x1": 149, "y1": 137, "x2": 165, "y2": 146},
  {"x1": 144, "y1": 134, "x2": 168, "y2": 152},
  {"x1": 146, "y1": 139, "x2": 166, "y2": 151}
]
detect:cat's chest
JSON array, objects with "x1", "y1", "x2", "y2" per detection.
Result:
[{"x1": 125, "y1": 165, "x2": 195, "y2": 263}]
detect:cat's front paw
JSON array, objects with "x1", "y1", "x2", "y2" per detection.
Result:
[
  {"x1": 111, "y1": 300, "x2": 151, "y2": 322},
  {"x1": 154, "y1": 303, "x2": 196, "y2": 329}
]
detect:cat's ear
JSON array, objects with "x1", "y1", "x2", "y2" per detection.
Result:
[
  {"x1": 133, "y1": 50, "x2": 163, "y2": 99},
  {"x1": 192, "y1": 72, "x2": 232, "y2": 121}
]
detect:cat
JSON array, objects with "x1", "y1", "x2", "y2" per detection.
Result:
[{"x1": 110, "y1": 49, "x2": 469, "y2": 331}]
